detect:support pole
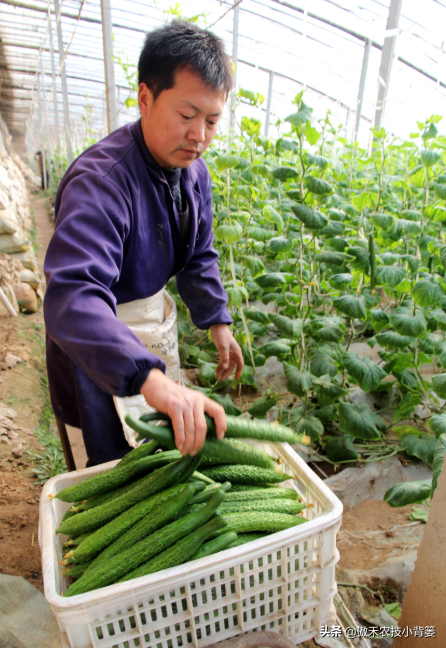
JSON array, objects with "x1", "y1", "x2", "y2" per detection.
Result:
[
  {"x1": 230, "y1": 0, "x2": 240, "y2": 132},
  {"x1": 40, "y1": 58, "x2": 54, "y2": 193},
  {"x1": 100, "y1": 0, "x2": 118, "y2": 133},
  {"x1": 374, "y1": 0, "x2": 403, "y2": 129},
  {"x1": 264, "y1": 71, "x2": 274, "y2": 137},
  {"x1": 354, "y1": 38, "x2": 371, "y2": 142},
  {"x1": 48, "y1": 8, "x2": 60, "y2": 139},
  {"x1": 54, "y1": 0, "x2": 73, "y2": 165},
  {"x1": 36, "y1": 73, "x2": 47, "y2": 191}
]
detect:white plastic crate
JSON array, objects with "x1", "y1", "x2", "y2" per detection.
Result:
[{"x1": 39, "y1": 442, "x2": 343, "y2": 648}]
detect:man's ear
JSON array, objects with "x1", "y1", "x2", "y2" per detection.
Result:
[{"x1": 138, "y1": 83, "x2": 153, "y2": 118}]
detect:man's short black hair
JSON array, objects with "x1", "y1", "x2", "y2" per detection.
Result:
[{"x1": 138, "y1": 20, "x2": 232, "y2": 100}]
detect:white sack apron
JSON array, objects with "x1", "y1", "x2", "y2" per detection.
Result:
[{"x1": 113, "y1": 288, "x2": 181, "y2": 447}]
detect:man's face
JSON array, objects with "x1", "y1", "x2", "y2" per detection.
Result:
[{"x1": 139, "y1": 68, "x2": 225, "y2": 169}]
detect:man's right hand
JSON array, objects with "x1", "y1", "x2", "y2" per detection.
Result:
[{"x1": 140, "y1": 369, "x2": 226, "y2": 456}]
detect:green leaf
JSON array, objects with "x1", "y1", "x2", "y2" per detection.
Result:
[
  {"x1": 383, "y1": 602, "x2": 402, "y2": 620},
  {"x1": 371, "y1": 213, "x2": 395, "y2": 230},
  {"x1": 344, "y1": 352, "x2": 387, "y2": 392},
  {"x1": 305, "y1": 176, "x2": 333, "y2": 195},
  {"x1": 352, "y1": 192, "x2": 374, "y2": 211},
  {"x1": 226, "y1": 285, "x2": 248, "y2": 309},
  {"x1": 244, "y1": 308, "x2": 270, "y2": 325},
  {"x1": 338, "y1": 402, "x2": 381, "y2": 440},
  {"x1": 429, "y1": 414, "x2": 446, "y2": 437},
  {"x1": 401, "y1": 433, "x2": 437, "y2": 464},
  {"x1": 432, "y1": 434, "x2": 446, "y2": 497},
  {"x1": 304, "y1": 122, "x2": 320, "y2": 145},
  {"x1": 328, "y1": 273, "x2": 353, "y2": 289},
  {"x1": 409, "y1": 507, "x2": 428, "y2": 523},
  {"x1": 413, "y1": 280, "x2": 443, "y2": 307},
  {"x1": 255, "y1": 272, "x2": 287, "y2": 288},
  {"x1": 434, "y1": 184, "x2": 446, "y2": 200},
  {"x1": 312, "y1": 377, "x2": 347, "y2": 403},
  {"x1": 247, "y1": 321, "x2": 268, "y2": 337},
  {"x1": 333, "y1": 295, "x2": 367, "y2": 320},
  {"x1": 400, "y1": 209, "x2": 422, "y2": 222},
  {"x1": 215, "y1": 154, "x2": 240, "y2": 171},
  {"x1": 311, "y1": 351, "x2": 338, "y2": 377},
  {"x1": 214, "y1": 222, "x2": 243, "y2": 243},
  {"x1": 294, "y1": 414, "x2": 324, "y2": 441},
  {"x1": 272, "y1": 166, "x2": 299, "y2": 182},
  {"x1": 283, "y1": 363, "x2": 313, "y2": 396},
  {"x1": 390, "y1": 311, "x2": 427, "y2": 338},
  {"x1": 432, "y1": 373, "x2": 446, "y2": 398},
  {"x1": 315, "y1": 252, "x2": 354, "y2": 267},
  {"x1": 247, "y1": 226, "x2": 274, "y2": 242},
  {"x1": 320, "y1": 221, "x2": 345, "y2": 237},
  {"x1": 239, "y1": 255, "x2": 265, "y2": 278},
  {"x1": 285, "y1": 102, "x2": 313, "y2": 127},
  {"x1": 375, "y1": 331, "x2": 415, "y2": 349},
  {"x1": 267, "y1": 237, "x2": 292, "y2": 254},
  {"x1": 258, "y1": 341, "x2": 291, "y2": 358},
  {"x1": 291, "y1": 204, "x2": 328, "y2": 230},
  {"x1": 268, "y1": 313, "x2": 303, "y2": 338},
  {"x1": 209, "y1": 393, "x2": 242, "y2": 416},
  {"x1": 389, "y1": 219, "x2": 422, "y2": 238},
  {"x1": 376, "y1": 265, "x2": 406, "y2": 288},
  {"x1": 384, "y1": 479, "x2": 432, "y2": 507},
  {"x1": 369, "y1": 308, "x2": 390, "y2": 333},
  {"x1": 307, "y1": 154, "x2": 329, "y2": 169},
  {"x1": 325, "y1": 434, "x2": 359, "y2": 462},
  {"x1": 318, "y1": 327, "x2": 346, "y2": 342},
  {"x1": 248, "y1": 394, "x2": 278, "y2": 418},
  {"x1": 421, "y1": 149, "x2": 441, "y2": 167},
  {"x1": 263, "y1": 205, "x2": 284, "y2": 229}
]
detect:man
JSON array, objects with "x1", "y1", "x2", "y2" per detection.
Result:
[{"x1": 44, "y1": 21, "x2": 244, "y2": 466}]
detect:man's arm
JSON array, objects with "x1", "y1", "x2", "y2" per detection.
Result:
[{"x1": 44, "y1": 172, "x2": 166, "y2": 396}]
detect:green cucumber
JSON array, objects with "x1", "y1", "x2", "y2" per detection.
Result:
[
  {"x1": 212, "y1": 512, "x2": 307, "y2": 536},
  {"x1": 62, "y1": 483, "x2": 201, "y2": 565},
  {"x1": 188, "y1": 481, "x2": 231, "y2": 505},
  {"x1": 56, "y1": 456, "x2": 194, "y2": 536},
  {"x1": 190, "y1": 471, "x2": 216, "y2": 485},
  {"x1": 114, "y1": 440, "x2": 159, "y2": 469},
  {"x1": 117, "y1": 516, "x2": 227, "y2": 583},
  {"x1": 64, "y1": 489, "x2": 226, "y2": 597},
  {"x1": 228, "y1": 533, "x2": 266, "y2": 547},
  {"x1": 206, "y1": 414, "x2": 305, "y2": 444},
  {"x1": 63, "y1": 561, "x2": 93, "y2": 580},
  {"x1": 64, "y1": 532, "x2": 91, "y2": 547},
  {"x1": 219, "y1": 499, "x2": 305, "y2": 515},
  {"x1": 71, "y1": 450, "x2": 181, "y2": 512},
  {"x1": 140, "y1": 412, "x2": 171, "y2": 424},
  {"x1": 369, "y1": 233, "x2": 377, "y2": 291},
  {"x1": 200, "y1": 465, "x2": 294, "y2": 485},
  {"x1": 56, "y1": 452, "x2": 178, "y2": 503},
  {"x1": 189, "y1": 532, "x2": 238, "y2": 562},
  {"x1": 224, "y1": 486, "x2": 299, "y2": 501},
  {"x1": 126, "y1": 415, "x2": 277, "y2": 469}
]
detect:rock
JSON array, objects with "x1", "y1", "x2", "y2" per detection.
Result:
[
  {"x1": 324, "y1": 455, "x2": 433, "y2": 509},
  {"x1": 12, "y1": 447, "x2": 23, "y2": 459},
  {"x1": 19, "y1": 268, "x2": 39, "y2": 290},
  {"x1": 4, "y1": 352, "x2": 21, "y2": 368},
  {"x1": 0, "y1": 437, "x2": 10, "y2": 444},
  {"x1": 0, "y1": 189, "x2": 9, "y2": 210},
  {"x1": 0, "y1": 405, "x2": 17, "y2": 420},
  {"x1": 13, "y1": 282, "x2": 37, "y2": 313}
]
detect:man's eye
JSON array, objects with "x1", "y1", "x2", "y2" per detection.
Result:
[{"x1": 181, "y1": 114, "x2": 193, "y2": 120}]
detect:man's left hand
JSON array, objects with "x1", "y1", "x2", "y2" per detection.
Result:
[{"x1": 210, "y1": 324, "x2": 244, "y2": 381}]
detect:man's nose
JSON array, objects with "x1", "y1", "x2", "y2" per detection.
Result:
[{"x1": 187, "y1": 120, "x2": 206, "y2": 144}]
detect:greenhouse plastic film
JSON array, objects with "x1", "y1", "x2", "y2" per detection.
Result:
[{"x1": 39, "y1": 442, "x2": 342, "y2": 648}]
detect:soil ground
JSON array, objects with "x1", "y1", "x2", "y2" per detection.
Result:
[{"x1": 0, "y1": 189, "x2": 424, "y2": 647}]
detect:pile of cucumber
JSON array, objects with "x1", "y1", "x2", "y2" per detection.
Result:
[{"x1": 54, "y1": 413, "x2": 308, "y2": 598}]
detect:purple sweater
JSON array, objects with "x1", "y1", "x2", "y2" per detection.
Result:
[{"x1": 44, "y1": 120, "x2": 231, "y2": 426}]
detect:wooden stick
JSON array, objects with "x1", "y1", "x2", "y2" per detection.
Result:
[{"x1": 0, "y1": 286, "x2": 17, "y2": 317}]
